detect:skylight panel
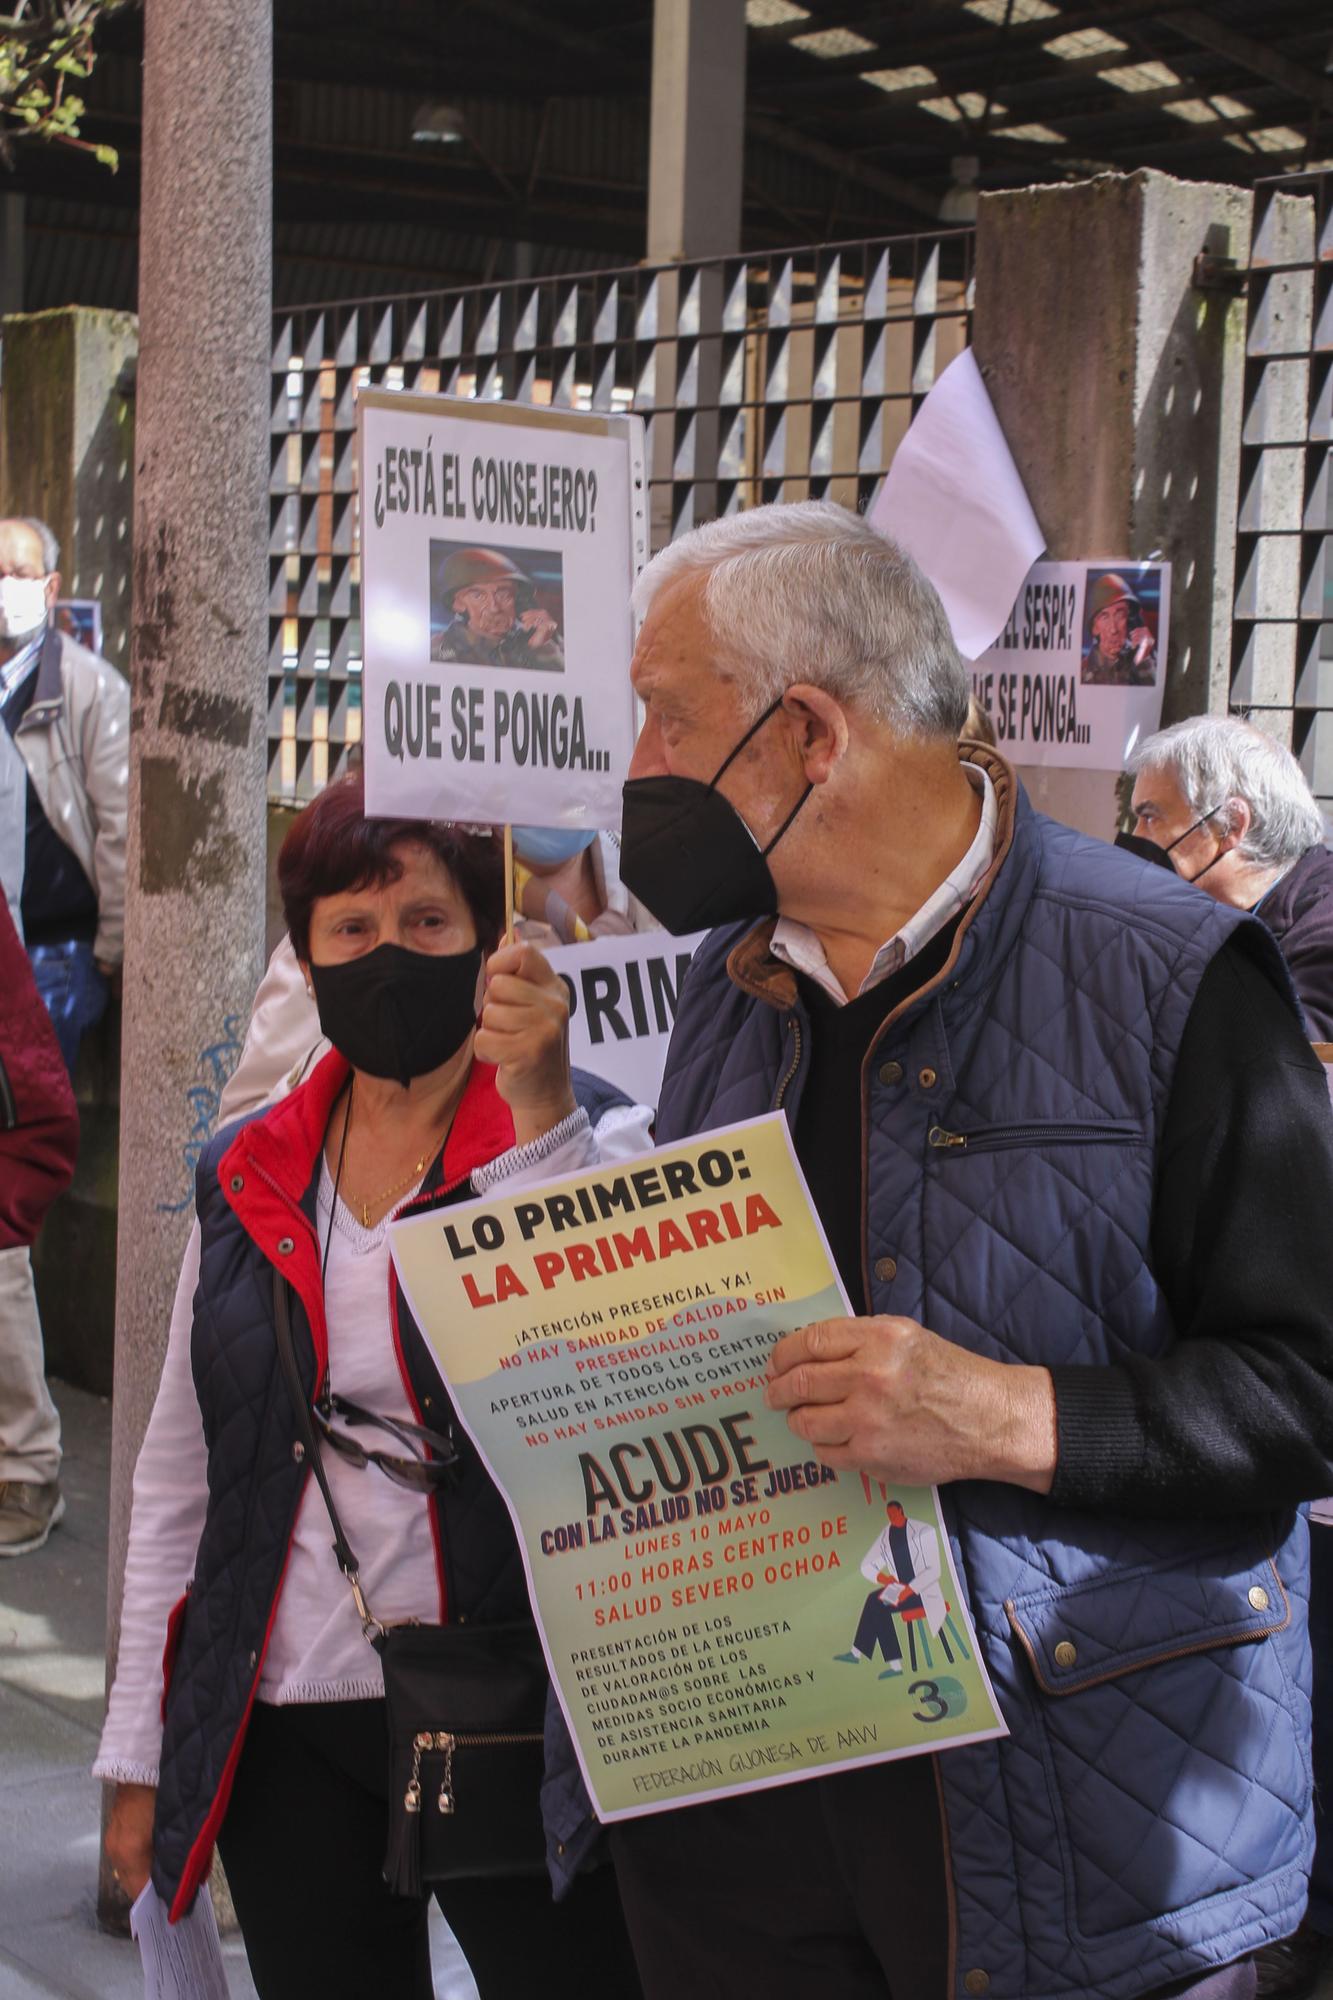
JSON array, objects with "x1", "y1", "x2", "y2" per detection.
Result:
[
  {"x1": 863, "y1": 64, "x2": 937, "y2": 92},
  {"x1": 920, "y1": 92, "x2": 1006, "y2": 122},
  {"x1": 790, "y1": 26, "x2": 876, "y2": 57},
  {"x1": 1210, "y1": 95, "x2": 1253, "y2": 120},
  {"x1": 745, "y1": 0, "x2": 810, "y2": 25},
  {"x1": 996, "y1": 122, "x2": 1067, "y2": 142},
  {"x1": 1043, "y1": 28, "x2": 1126, "y2": 59},
  {"x1": 1248, "y1": 126, "x2": 1307, "y2": 153},
  {"x1": 1163, "y1": 99, "x2": 1218, "y2": 123},
  {"x1": 1103, "y1": 60, "x2": 1180, "y2": 92},
  {"x1": 965, "y1": 0, "x2": 1059, "y2": 23}
]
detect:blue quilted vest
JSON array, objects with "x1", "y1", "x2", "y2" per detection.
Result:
[
  {"x1": 653, "y1": 766, "x2": 1313, "y2": 2000},
  {"x1": 152, "y1": 1058, "x2": 628, "y2": 1919}
]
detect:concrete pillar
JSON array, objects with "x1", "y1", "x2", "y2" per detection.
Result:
[
  {"x1": 99, "y1": 0, "x2": 271, "y2": 1932},
  {"x1": 0, "y1": 306, "x2": 138, "y2": 670},
  {"x1": 972, "y1": 169, "x2": 1252, "y2": 838},
  {"x1": 647, "y1": 0, "x2": 746, "y2": 265},
  {"x1": 645, "y1": 0, "x2": 746, "y2": 548}
]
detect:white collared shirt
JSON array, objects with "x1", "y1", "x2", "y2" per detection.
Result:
[{"x1": 771, "y1": 765, "x2": 997, "y2": 1005}]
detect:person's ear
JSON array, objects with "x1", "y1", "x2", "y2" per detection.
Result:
[
  {"x1": 299, "y1": 958, "x2": 314, "y2": 999},
  {"x1": 782, "y1": 684, "x2": 848, "y2": 786},
  {"x1": 1218, "y1": 797, "x2": 1251, "y2": 853},
  {"x1": 44, "y1": 572, "x2": 60, "y2": 611}
]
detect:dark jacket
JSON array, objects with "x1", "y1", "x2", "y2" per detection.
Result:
[
  {"x1": 152, "y1": 1053, "x2": 623, "y2": 1919},
  {"x1": 637, "y1": 747, "x2": 1310, "y2": 1999},
  {"x1": 0, "y1": 894, "x2": 77, "y2": 1248},
  {"x1": 1257, "y1": 842, "x2": 1333, "y2": 1040}
]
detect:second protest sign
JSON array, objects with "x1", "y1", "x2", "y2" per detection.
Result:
[{"x1": 390, "y1": 1113, "x2": 1005, "y2": 1822}]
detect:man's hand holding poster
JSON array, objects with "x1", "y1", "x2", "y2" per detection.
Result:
[{"x1": 390, "y1": 1114, "x2": 1005, "y2": 1822}]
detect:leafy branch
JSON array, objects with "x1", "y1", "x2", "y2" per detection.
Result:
[{"x1": 0, "y1": 0, "x2": 133, "y2": 169}]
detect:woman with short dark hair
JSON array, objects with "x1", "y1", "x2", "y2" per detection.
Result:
[{"x1": 96, "y1": 774, "x2": 644, "y2": 1999}]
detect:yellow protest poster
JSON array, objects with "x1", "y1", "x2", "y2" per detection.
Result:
[{"x1": 390, "y1": 1112, "x2": 1006, "y2": 1820}]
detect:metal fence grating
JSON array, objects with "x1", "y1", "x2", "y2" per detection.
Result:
[
  {"x1": 1230, "y1": 169, "x2": 1333, "y2": 808},
  {"x1": 269, "y1": 228, "x2": 974, "y2": 801}
]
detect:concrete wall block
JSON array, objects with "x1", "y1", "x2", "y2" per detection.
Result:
[
  {"x1": 1230, "y1": 619, "x2": 1297, "y2": 712},
  {"x1": 1239, "y1": 447, "x2": 1306, "y2": 535},
  {"x1": 0, "y1": 306, "x2": 138, "y2": 672},
  {"x1": 974, "y1": 169, "x2": 1256, "y2": 825}
]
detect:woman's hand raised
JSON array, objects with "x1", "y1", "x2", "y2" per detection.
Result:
[{"x1": 476, "y1": 941, "x2": 577, "y2": 1144}]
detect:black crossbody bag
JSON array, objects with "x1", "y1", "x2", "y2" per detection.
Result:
[{"x1": 273, "y1": 1271, "x2": 548, "y2": 1896}]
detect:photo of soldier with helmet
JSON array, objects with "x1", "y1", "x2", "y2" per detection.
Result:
[
  {"x1": 1080, "y1": 567, "x2": 1161, "y2": 687},
  {"x1": 429, "y1": 540, "x2": 565, "y2": 672}
]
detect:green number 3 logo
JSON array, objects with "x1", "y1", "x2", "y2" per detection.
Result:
[
  {"x1": 909, "y1": 1675, "x2": 969, "y2": 1724},
  {"x1": 910, "y1": 1678, "x2": 950, "y2": 1724}
]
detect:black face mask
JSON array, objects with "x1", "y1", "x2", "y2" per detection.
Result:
[
  {"x1": 1114, "y1": 830, "x2": 1176, "y2": 872},
  {"x1": 1164, "y1": 803, "x2": 1228, "y2": 885},
  {"x1": 619, "y1": 695, "x2": 813, "y2": 935},
  {"x1": 309, "y1": 942, "x2": 482, "y2": 1089}
]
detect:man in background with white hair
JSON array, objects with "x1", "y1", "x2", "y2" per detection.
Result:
[
  {"x1": 0, "y1": 512, "x2": 127, "y2": 1558},
  {"x1": 1130, "y1": 713, "x2": 1333, "y2": 1038},
  {"x1": 1133, "y1": 714, "x2": 1333, "y2": 2000},
  {"x1": 567, "y1": 498, "x2": 1333, "y2": 2000}
]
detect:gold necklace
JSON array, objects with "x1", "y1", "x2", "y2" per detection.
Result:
[{"x1": 336, "y1": 1083, "x2": 456, "y2": 1227}]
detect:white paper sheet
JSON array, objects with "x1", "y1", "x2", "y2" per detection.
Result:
[
  {"x1": 130, "y1": 1882, "x2": 230, "y2": 2000},
  {"x1": 869, "y1": 347, "x2": 1046, "y2": 661}
]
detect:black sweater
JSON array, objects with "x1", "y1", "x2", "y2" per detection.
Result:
[{"x1": 793, "y1": 929, "x2": 1333, "y2": 1518}]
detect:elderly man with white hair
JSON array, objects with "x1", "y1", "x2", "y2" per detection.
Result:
[
  {"x1": 1130, "y1": 714, "x2": 1333, "y2": 1038},
  {"x1": 1132, "y1": 714, "x2": 1333, "y2": 2000},
  {"x1": 538, "y1": 499, "x2": 1333, "y2": 2000}
]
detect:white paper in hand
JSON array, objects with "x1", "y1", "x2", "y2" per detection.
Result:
[
  {"x1": 868, "y1": 348, "x2": 1045, "y2": 660},
  {"x1": 130, "y1": 1881, "x2": 231, "y2": 2000}
]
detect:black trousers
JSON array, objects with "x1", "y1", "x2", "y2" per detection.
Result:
[
  {"x1": 217, "y1": 1698, "x2": 642, "y2": 2000},
  {"x1": 610, "y1": 1760, "x2": 1259, "y2": 2000}
]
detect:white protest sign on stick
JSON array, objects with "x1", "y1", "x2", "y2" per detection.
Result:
[
  {"x1": 971, "y1": 559, "x2": 1171, "y2": 770},
  {"x1": 358, "y1": 392, "x2": 647, "y2": 828},
  {"x1": 547, "y1": 929, "x2": 707, "y2": 1110}
]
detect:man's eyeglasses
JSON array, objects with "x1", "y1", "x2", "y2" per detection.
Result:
[{"x1": 312, "y1": 1390, "x2": 462, "y2": 1494}]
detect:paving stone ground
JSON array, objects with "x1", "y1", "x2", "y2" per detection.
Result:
[{"x1": 0, "y1": 1380, "x2": 476, "y2": 1999}]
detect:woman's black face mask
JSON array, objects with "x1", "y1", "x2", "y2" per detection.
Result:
[
  {"x1": 308, "y1": 942, "x2": 482, "y2": 1088},
  {"x1": 619, "y1": 695, "x2": 812, "y2": 935}
]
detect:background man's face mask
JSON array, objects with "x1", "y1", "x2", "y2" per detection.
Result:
[
  {"x1": 619, "y1": 695, "x2": 812, "y2": 935},
  {"x1": 309, "y1": 941, "x2": 482, "y2": 1088},
  {"x1": 0, "y1": 576, "x2": 49, "y2": 641},
  {"x1": 1164, "y1": 802, "x2": 1228, "y2": 885}
]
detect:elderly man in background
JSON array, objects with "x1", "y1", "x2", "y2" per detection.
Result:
[
  {"x1": 1133, "y1": 714, "x2": 1333, "y2": 2000},
  {"x1": 0, "y1": 515, "x2": 128, "y2": 1070},
  {"x1": 594, "y1": 499, "x2": 1333, "y2": 2000},
  {"x1": 0, "y1": 514, "x2": 126, "y2": 1556},
  {"x1": 1130, "y1": 715, "x2": 1333, "y2": 1038}
]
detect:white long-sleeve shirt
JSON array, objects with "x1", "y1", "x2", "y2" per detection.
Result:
[{"x1": 94, "y1": 1102, "x2": 650, "y2": 1787}]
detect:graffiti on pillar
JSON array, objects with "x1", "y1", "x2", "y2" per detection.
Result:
[{"x1": 157, "y1": 1015, "x2": 245, "y2": 1214}]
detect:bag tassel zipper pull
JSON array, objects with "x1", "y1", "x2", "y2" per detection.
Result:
[{"x1": 437, "y1": 1732, "x2": 456, "y2": 1815}]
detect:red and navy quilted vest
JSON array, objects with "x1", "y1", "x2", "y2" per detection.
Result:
[{"x1": 150, "y1": 1054, "x2": 623, "y2": 1919}]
